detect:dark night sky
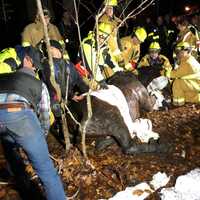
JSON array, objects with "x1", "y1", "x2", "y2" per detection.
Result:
[{"x1": 0, "y1": 0, "x2": 199, "y2": 49}]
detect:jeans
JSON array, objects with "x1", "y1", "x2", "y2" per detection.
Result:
[{"x1": 0, "y1": 108, "x2": 66, "y2": 200}]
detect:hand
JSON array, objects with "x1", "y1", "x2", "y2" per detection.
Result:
[
  {"x1": 118, "y1": 59, "x2": 125, "y2": 68},
  {"x1": 72, "y1": 95, "x2": 84, "y2": 102},
  {"x1": 160, "y1": 69, "x2": 165, "y2": 76},
  {"x1": 130, "y1": 61, "x2": 137, "y2": 70}
]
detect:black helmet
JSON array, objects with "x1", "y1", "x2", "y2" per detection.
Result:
[
  {"x1": 37, "y1": 40, "x2": 63, "y2": 58},
  {"x1": 49, "y1": 40, "x2": 63, "y2": 53}
]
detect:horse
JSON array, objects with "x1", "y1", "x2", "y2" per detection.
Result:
[{"x1": 67, "y1": 71, "x2": 168, "y2": 154}]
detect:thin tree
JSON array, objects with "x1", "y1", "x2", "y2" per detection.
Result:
[{"x1": 36, "y1": 0, "x2": 71, "y2": 152}]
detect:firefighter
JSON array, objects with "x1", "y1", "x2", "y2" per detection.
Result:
[
  {"x1": 79, "y1": 22, "x2": 123, "y2": 82},
  {"x1": 21, "y1": 8, "x2": 69, "y2": 60},
  {"x1": 137, "y1": 42, "x2": 172, "y2": 109},
  {"x1": 99, "y1": 0, "x2": 122, "y2": 52},
  {"x1": 138, "y1": 42, "x2": 172, "y2": 75},
  {"x1": 120, "y1": 27, "x2": 147, "y2": 71},
  {"x1": 100, "y1": 0, "x2": 121, "y2": 28},
  {"x1": 166, "y1": 42, "x2": 200, "y2": 106},
  {"x1": 176, "y1": 16, "x2": 199, "y2": 60},
  {"x1": 0, "y1": 47, "x2": 21, "y2": 74}
]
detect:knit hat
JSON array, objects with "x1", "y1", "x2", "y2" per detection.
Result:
[{"x1": 50, "y1": 40, "x2": 63, "y2": 53}]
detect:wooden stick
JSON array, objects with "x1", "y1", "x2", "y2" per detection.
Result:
[
  {"x1": 73, "y1": 0, "x2": 92, "y2": 159},
  {"x1": 36, "y1": 0, "x2": 61, "y2": 102}
]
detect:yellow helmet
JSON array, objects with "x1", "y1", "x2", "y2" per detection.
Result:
[
  {"x1": 98, "y1": 23, "x2": 113, "y2": 37},
  {"x1": 104, "y1": 0, "x2": 118, "y2": 6},
  {"x1": 87, "y1": 31, "x2": 95, "y2": 40},
  {"x1": 149, "y1": 42, "x2": 161, "y2": 50},
  {"x1": 82, "y1": 31, "x2": 95, "y2": 45},
  {"x1": 175, "y1": 42, "x2": 191, "y2": 51},
  {"x1": 0, "y1": 48, "x2": 21, "y2": 65},
  {"x1": 134, "y1": 27, "x2": 147, "y2": 43}
]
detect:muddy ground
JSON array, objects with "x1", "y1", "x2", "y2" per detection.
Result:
[{"x1": 0, "y1": 104, "x2": 200, "y2": 200}]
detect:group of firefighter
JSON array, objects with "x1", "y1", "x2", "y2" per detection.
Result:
[
  {"x1": 1, "y1": 1, "x2": 200, "y2": 108},
  {"x1": 1, "y1": 1, "x2": 200, "y2": 106},
  {"x1": 0, "y1": 0, "x2": 200, "y2": 199}
]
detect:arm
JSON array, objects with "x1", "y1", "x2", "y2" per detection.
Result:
[
  {"x1": 169, "y1": 61, "x2": 194, "y2": 78},
  {"x1": 137, "y1": 55, "x2": 150, "y2": 68},
  {"x1": 68, "y1": 62, "x2": 89, "y2": 96},
  {"x1": 21, "y1": 24, "x2": 33, "y2": 47},
  {"x1": 162, "y1": 56, "x2": 172, "y2": 71}
]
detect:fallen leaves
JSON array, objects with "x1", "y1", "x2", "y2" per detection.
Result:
[{"x1": 0, "y1": 104, "x2": 199, "y2": 199}]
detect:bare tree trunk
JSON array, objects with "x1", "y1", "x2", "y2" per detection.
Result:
[
  {"x1": 36, "y1": 0, "x2": 71, "y2": 153},
  {"x1": 61, "y1": 101, "x2": 71, "y2": 152},
  {"x1": 36, "y1": 0, "x2": 61, "y2": 101},
  {"x1": 62, "y1": 70, "x2": 71, "y2": 152},
  {"x1": 73, "y1": 0, "x2": 93, "y2": 159}
]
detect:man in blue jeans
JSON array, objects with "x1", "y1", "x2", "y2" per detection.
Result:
[{"x1": 0, "y1": 46, "x2": 66, "y2": 200}]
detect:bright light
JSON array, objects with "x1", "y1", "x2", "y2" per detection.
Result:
[{"x1": 185, "y1": 6, "x2": 190, "y2": 12}]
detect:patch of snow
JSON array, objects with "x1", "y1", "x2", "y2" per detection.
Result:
[
  {"x1": 104, "y1": 172, "x2": 170, "y2": 200},
  {"x1": 108, "y1": 183, "x2": 154, "y2": 200},
  {"x1": 150, "y1": 172, "x2": 170, "y2": 190},
  {"x1": 160, "y1": 168, "x2": 200, "y2": 200},
  {"x1": 160, "y1": 188, "x2": 182, "y2": 200}
]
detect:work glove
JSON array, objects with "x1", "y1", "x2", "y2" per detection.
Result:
[
  {"x1": 164, "y1": 68, "x2": 171, "y2": 78},
  {"x1": 83, "y1": 77, "x2": 108, "y2": 91},
  {"x1": 118, "y1": 59, "x2": 125, "y2": 68},
  {"x1": 124, "y1": 63, "x2": 133, "y2": 71},
  {"x1": 88, "y1": 79, "x2": 100, "y2": 91},
  {"x1": 125, "y1": 62, "x2": 137, "y2": 72}
]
